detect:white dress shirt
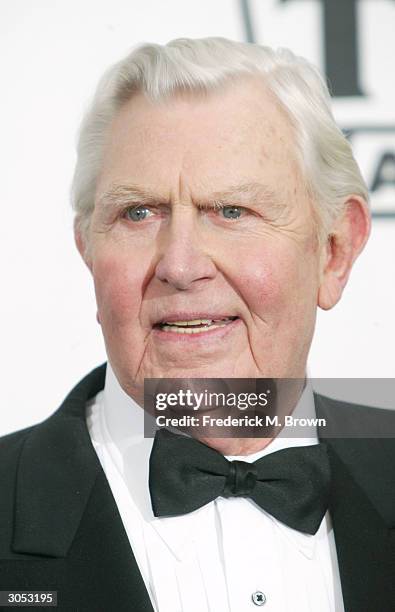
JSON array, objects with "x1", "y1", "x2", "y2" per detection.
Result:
[{"x1": 86, "y1": 364, "x2": 345, "y2": 612}]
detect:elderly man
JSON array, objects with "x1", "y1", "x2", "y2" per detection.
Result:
[{"x1": 0, "y1": 37, "x2": 394, "y2": 612}]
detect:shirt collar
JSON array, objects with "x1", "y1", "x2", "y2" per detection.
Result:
[{"x1": 99, "y1": 362, "x2": 320, "y2": 559}]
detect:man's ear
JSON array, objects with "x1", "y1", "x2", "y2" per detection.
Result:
[
  {"x1": 318, "y1": 195, "x2": 371, "y2": 310},
  {"x1": 74, "y1": 219, "x2": 93, "y2": 273}
]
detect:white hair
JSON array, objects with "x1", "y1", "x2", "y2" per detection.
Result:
[{"x1": 71, "y1": 36, "x2": 369, "y2": 244}]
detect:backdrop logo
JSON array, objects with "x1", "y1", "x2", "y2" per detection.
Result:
[{"x1": 239, "y1": 0, "x2": 395, "y2": 218}]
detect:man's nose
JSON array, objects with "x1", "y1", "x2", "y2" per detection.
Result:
[{"x1": 154, "y1": 221, "x2": 217, "y2": 291}]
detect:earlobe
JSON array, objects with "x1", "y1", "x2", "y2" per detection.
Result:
[
  {"x1": 318, "y1": 195, "x2": 371, "y2": 311},
  {"x1": 318, "y1": 266, "x2": 344, "y2": 310}
]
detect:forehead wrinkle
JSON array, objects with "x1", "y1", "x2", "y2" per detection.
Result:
[{"x1": 173, "y1": 170, "x2": 193, "y2": 208}]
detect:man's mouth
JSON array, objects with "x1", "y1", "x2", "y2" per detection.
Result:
[{"x1": 154, "y1": 316, "x2": 239, "y2": 334}]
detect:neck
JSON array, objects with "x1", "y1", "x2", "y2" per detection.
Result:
[
  {"x1": 105, "y1": 363, "x2": 311, "y2": 457},
  {"x1": 196, "y1": 436, "x2": 275, "y2": 456}
]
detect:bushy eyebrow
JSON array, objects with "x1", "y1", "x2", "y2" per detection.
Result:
[
  {"x1": 97, "y1": 184, "x2": 166, "y2": 213},
  {"x1": 97, "y1": 181, "x2": 286, "y2": 215},
  {"x1": 202, "y1": 182, "x2": 286, "y2": 213}
]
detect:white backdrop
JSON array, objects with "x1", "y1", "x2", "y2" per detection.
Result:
[{"x1": 1, "y1": 0, "x2": 394, "y2": 436}]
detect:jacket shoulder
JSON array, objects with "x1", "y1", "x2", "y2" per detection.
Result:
[
  {"x1": 315, "y1": 392, "x2": 395, "y2": 436},
  {"x1": 0, "y1": 362, "x2": 107, "y2": 459}
]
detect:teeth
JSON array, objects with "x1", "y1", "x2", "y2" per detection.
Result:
[
  {"x1": 161, "y1": 322, "x2": 229, "y2": 333},
  {"x1": 165, "y1": 319, "x2": 213, "y2": 326},
  {"x1": 157, "y1": 317, "x2": 237, "y2": 333}
]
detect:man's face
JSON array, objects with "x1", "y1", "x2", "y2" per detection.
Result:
[{"x1": 85, "y1": 78, "x2": 324, "y2": 399}]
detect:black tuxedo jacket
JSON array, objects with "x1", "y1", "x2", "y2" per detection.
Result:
[{"x1": 0, "y1": 364, "x2": 394, "y2": 612}]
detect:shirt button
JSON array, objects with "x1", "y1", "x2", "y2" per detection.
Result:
[{"x1": 251, "y1": 591, "x2": 266, "y2": 606}]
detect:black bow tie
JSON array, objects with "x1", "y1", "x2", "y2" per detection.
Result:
[{"x1": 149, "y1": 429, "x2": 331, "y2": 535}]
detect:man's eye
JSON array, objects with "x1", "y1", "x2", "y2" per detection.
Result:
[
  {"x1": 124, "y1": 206, "x2": 152, "y2": 222},
  {"x1": 221, "y1": 206, "x2": 243, "y2": 220}
]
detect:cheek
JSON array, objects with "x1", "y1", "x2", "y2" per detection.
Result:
[
  {"x1": 232, "y1": 243, "x2": 317, "y2": 319},
  {"x1": 92, "y1": 253, "x2": 145, "y2": 332}
]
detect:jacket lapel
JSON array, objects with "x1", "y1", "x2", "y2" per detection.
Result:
[
  {"x1": 316, "y1": 395, "x2": 395, "y2": 612},
  {"x1": 11, "y1": 363, "x2": 155, "y2": 612}
]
